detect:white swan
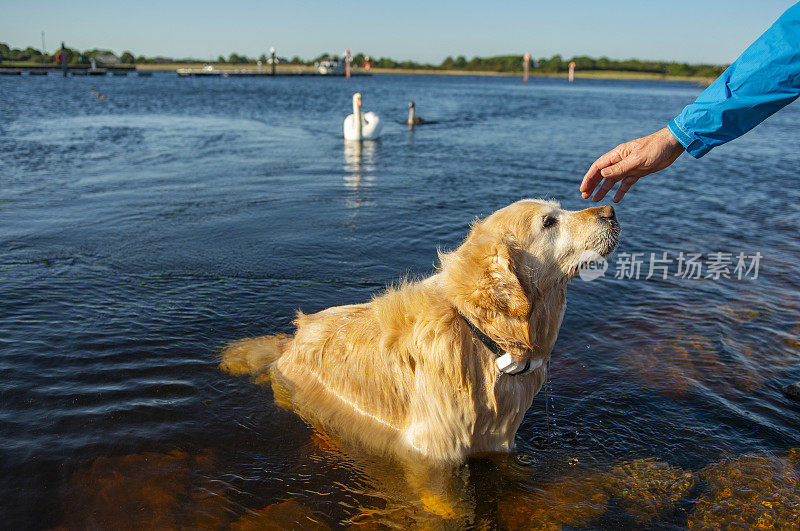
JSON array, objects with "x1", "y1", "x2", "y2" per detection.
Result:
[{"x1": 343, "y1": 92, "x2": 382, "y2": 140}]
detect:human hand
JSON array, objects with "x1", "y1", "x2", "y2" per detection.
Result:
[{"x1": 580, "y1": 127, "x2": 685, "y2": 203}]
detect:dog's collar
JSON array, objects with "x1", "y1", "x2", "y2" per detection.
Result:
[{"x1": 457, "y1": 311, "x2": 542, "y2": 376}]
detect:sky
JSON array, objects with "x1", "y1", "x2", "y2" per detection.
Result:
[{"x1": 2, "y1": 0, "x2": 798, "y2": 64}]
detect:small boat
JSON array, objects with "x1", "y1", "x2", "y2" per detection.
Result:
[{"x1": 315, "y1": 57, "x2": 345, "y2": 75}]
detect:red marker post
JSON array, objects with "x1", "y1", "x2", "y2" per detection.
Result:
[
  {"x1": 568, "y1": 61, "x2": 576, "y2": 83},
  {"x1": 523, "y1": 53, "x2": 530, "y2": 83},
  {"x1": 345, "y1": 49, "x2": 351, "y2": 79}
]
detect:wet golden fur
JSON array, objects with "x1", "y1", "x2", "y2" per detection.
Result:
[{"x1": 221, "y1": 199, "x2": 619, "y2": 464}]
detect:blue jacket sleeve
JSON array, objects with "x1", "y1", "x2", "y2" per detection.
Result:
[{"x1": 667, "y1": 2, "x2": 800, "y2": 158}]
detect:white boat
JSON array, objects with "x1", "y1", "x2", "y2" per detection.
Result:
[{"x1": 315, "y1": 57, "x2": 345, "y2": 75}]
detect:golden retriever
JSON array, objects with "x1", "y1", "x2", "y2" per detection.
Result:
[{"x1": 221, "y1": 199, "x2": 619, "y2": 466}]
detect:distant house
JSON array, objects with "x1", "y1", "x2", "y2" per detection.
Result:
[{"x1": 94, "y1": 52, "x2": 120, "y2": 65}]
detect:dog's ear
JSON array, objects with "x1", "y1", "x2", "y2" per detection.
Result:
[
  {"x1": 506, "y1": 245, "x2": 535, "y2": 312},
  {"x1": 478, "y1": 242, "x2": 531, "y2": 317},
  {"x1": 442, "y1": 236, "x2": 531, "y2": 318}
]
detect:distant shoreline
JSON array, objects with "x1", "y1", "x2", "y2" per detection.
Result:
[
  {"x1": 369, "y1": 67, "x2": 714, "y2": 85},
  {"x1": 0, "y1": 60, "x2": 713, "y2": 85},
  {"x1": 134, "y1": 63, "x2": 713, "y2": 85}
]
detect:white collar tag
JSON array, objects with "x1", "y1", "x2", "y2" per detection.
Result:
[{"x1": 496, "y1": 353, "x2": 543, "y2": 376}]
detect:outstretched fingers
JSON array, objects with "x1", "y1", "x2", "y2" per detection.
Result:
[
  {"x1": 590, "y1": 155, "x2": 641, "y2": 201},
  {"x1": 613, "y1": 176, "x2": 638, "y2": 203},
  {"x1": 591, "y1": 175, "x2": 620, "y2": 202},
  {"x1": 580, "y1": 149, "x2": 623, "y2": 198}
]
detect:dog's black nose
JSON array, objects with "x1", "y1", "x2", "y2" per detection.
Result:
[{"x1": 598, "y1": 205, "x2": 615, "y2": 219}]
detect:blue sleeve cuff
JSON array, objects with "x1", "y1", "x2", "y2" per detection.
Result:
[{"x1": 667, "y1": 118, "x2": 712, "y2": 159}]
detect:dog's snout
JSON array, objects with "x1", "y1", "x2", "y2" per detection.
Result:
[{"x1": 598, "y1": 205, "x2": 615, "y2": 219}]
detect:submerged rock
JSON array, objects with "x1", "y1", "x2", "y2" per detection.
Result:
[
  {"x1": 499, "y1": 458, "x2": 697, "y2": 528},
  {"x1": 622, "y1": 334, "x2": 775, "y2": 399},
  {"x1": 230, "y1": 500, "x2": 330, "y2": 531},
  {"x1": 688, "y1": 450, "x2": 800, "y2": 529},
  {"x1": 603, "y1": 458, "x2": 695, "y2": 524},
  {"x1": 782, "y1": 382, "x2": 800, "y2": 401},
  {"x1": 719, "y1": 303, "x2": 760, "y2": 324},
  {"x1": 57, "y1": 449, "x2": 234, "y2": 530},
  {"x1": 497, "y1": 470, "x2": 609, "y2": 530},
  {"x1": 782, "y1": 325, "x2": 800, "y2": 350},
  {"x1": 621, "y1": 339, "x2": 718, "y2": 398}
]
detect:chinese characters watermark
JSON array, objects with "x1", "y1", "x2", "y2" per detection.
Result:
[{"x1": 578, "y1": 251, "x2": 762, "y2": 282}]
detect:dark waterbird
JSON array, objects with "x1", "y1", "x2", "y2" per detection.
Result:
[{"x1": 403, "y1": 101, "x2": 436, "y2": 126}]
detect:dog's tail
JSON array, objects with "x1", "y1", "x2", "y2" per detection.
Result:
[{"x1": 219, "y1": 334, "x2": 291, "y2": 377}]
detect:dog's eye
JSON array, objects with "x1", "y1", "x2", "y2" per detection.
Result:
[{"x1": 543, "y1": 216, "x2": 557, "y2": 228}]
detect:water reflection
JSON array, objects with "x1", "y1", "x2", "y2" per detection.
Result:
[{"x1": 343, "y1": 140, "x2": 377, "y2": 212}]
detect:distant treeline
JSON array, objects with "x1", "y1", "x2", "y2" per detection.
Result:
[
  {"x1": 439, "y1": 54, "x2": 727, "y2": 77},
  {"x1": 0, "y1": 43, "x2": 137, "y2": 65},
  {"x1": 0, "y1": 42, "x2": 727, "y2": 77},
  {"x1": 312, "y1": 52, "x2": 726, "y2": 77}
]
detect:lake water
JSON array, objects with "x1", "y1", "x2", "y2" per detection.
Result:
[{"x1": 2, "y1": 72, "x2": 799, "y2": 529}]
